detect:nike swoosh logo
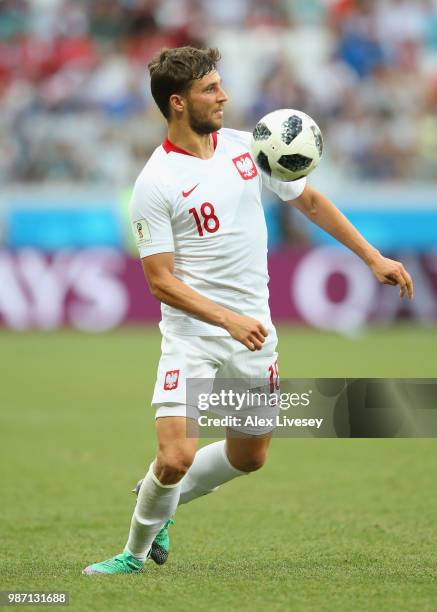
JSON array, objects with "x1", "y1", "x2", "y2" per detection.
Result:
[{"x1": 182, "y1": 184, "x2": 199, "y2": 197}]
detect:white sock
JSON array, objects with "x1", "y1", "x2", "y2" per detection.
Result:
[
  {"x1": 125, "y1": 463, "x2": 180, "y2": 561},
  {"x1": 179, "y1": 440, "x2": 246, "y2": 505}
]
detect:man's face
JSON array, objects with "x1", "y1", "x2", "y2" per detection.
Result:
[{"x1": 184, "y1": 70, "x2": 229, "y2": 134}]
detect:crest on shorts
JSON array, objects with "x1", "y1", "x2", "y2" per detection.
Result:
[
  {"x1": 232, "y1": 152, "x2": 258, "y2": 180},
  {"x1": 164, "y1": 369, "x2": 180, "y2": 390}
]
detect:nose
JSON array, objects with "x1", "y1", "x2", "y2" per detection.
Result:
[{"x1": 218, "y1": 86, "x2": 229, "y2": 103}]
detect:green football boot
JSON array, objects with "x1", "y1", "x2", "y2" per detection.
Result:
[
  {"x1": 150, "y1": 518, "x2": 174, "y2": 565},
  {"x1": 133, "y1": 479, "x2": 174, "y2": 565},
  {"x1": 82, "y1": 550, "x2": 144, "y2": 575}
]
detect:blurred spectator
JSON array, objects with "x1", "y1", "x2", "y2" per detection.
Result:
[
  {"x1": 0, "y1": 0, "x2": 28, "y2": 40},
  {"x1": 0, "y1": 0, "x2": 436, "y2": 189},
  {"x1": 250, "y1": 57, "x2": 308, "y2": 122},
  {"x1": 334, "y1": 0, "x2": 386, "y2": 78}
]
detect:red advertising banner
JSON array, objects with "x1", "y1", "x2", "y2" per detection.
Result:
[{"x1": 0, "y1": 248, "x2": 436, "y2": 332}]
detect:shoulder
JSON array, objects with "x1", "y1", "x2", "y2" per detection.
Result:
[
  {"x1": 133, "y1": 145, "x2": 169, "y2": 198},
  {"x1": 218, "y1": 128, "x2": 252, "y2": 149},
  {"x1": 129, "y1": 146, "x2": 172, "y2": 218}
]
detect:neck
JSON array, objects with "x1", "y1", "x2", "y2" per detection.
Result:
[{"x1": 166, "y1": 122, "x2": 215, "y2": 160}]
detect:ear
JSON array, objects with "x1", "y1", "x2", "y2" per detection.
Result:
[{"x1": 169, "y1": 93, "x2": 185, "y2": 114}]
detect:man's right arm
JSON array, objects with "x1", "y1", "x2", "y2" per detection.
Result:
[{"x1": 142, "y1": 252, "x2": 268, "y2": 351}]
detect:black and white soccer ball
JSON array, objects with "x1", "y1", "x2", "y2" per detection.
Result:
[{"x1": 251, "y1": 109, "x2": 323, "y2": 182}]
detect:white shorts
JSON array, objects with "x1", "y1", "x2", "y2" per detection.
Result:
[{"x1": 152, "y1": 330, "x2": 280, "y2": 435}]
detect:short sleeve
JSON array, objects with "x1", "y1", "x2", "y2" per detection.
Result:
[
  {"x1": 261, "y1": 173, "x2": 307, "y2": 202},
  {"x1": 129, "y1": 176, "x2": 174, "y2": 258}
]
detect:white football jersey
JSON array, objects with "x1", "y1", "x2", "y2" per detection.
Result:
[{"x1": 129, "y1": 128, "x2": 306, "y2": 336}]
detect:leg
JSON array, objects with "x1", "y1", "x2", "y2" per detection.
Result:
[
  {"x1": 225, "y1": 430, "x2": 272, "y2": 472},
  {"x1": 82, "y1": 415, "x2": 196, "y2": 575},
  {"x1": 82, "y1": 330, "x2": 218, "y2": 574},
  {"x1": 176, "y1": 431, "x2": 271, "y2": 506},
  {"x1": 158, "y1": 328, "x2": 278, "y2": 506},
  {"x1": 178, "y1": 431, "x2": 271, "y2": 504},
  {"x1": 125, "y1": 416, "x2": 197, "y2": 560},
  {"x1": 154, "y1": 416, "x2": 198, "y2": 484},
  {"x1": 177, "y1": 330, "x2": 278, "y2": 505},
  {"x1": 178, "y1": 437, "x2": 248, "y2": 505}
]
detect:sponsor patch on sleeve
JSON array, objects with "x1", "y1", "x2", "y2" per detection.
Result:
[{"x1": 132, "y1": 218, "x2": 152, "y2": 245}]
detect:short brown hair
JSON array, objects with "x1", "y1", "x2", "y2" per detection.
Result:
[{"x1": 148, "y1": 46, "x2": 221, "y2": 119}]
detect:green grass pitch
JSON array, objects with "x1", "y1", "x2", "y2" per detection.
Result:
[{"x1": 1, "y1": 326, "x2": 437, "y2": 611}]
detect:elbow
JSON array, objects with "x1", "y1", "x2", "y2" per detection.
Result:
[
  {"x1": 148, "y1": 276, "x2": 171, "y2": 301},
  {"x1": 148, "y1": 279, "x2": 164, "y2": 300},
  {"x1": 149, "y1": 285, "x2": 162, "y2": 300}
]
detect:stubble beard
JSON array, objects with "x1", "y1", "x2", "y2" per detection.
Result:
[{"x1": 187, "y1": 103, "x2": 222, "y2": 135}]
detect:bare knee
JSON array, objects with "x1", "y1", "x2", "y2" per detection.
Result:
[
  {"x1": 230, "y1": 451, "x2": 267, "y2": 473},
  {"x1": 155, "y1": 447, "x2": 195, "y2": 484}
]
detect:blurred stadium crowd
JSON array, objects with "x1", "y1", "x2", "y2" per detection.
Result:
[{"x1": 1, "y1": 0, "x2": 437, "y2": 186}]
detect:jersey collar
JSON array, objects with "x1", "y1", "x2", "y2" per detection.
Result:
[{"x1": 162, "y1": 131, "x2": 218, "y2": 157}]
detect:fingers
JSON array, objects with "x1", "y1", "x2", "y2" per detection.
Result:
[
  {"x1": 243, "y1": 321, "x2": 269, "y2": 351},
  {"x1": 253, "y1": 328, "x2": 267, "y2": 343},
  {"x1": 234, "y1": 318, "x2": 269, "y2": 351},
  {"x1": 389, "y1": 271, "x2": 407, "y2": 297},
  {"x1": 259, "y1": 324, "x2": 269, "y2": 337},
  {"x1": 387, "y1": 264, "x2": 414, "y2": 300},
  {"x1": 402, "y1": 267, "x2": 414, "y2": 299},
  {"x1": 244, "y1": 339, "x2": 257, "y2": 351},
  {"x1": 244, "y1": 329, "x2": 267, "y2": 351},
  {"x1": 251, "y1": 335, "x2": 265, "y2": 350},
  {"x1": 245, "y1": 334, "x2": 264, "y2": 351},
  {"x1": 252, "y1": 323, "x2": 269, "y2": 347},
  {"x1": 396, "y1": 272, "x2": 407, "y2": 298}
]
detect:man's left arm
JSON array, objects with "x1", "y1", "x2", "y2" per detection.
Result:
[{"x1": 290, "y1": 184, "x2": 414, "y2": 299}]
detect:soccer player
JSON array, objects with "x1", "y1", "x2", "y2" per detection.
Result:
[{"x1": 82, "y1": 47, "x2": 414, "y2": 575}]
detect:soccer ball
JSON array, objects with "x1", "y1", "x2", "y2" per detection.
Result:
[{"x1": 251, "y1": 109, "x2": 323, "y2": 182}]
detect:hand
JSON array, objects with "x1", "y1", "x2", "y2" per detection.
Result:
[
  {"x1": 368, "y1": 253, "x2": 414, "y2": 299},
  {"x1": 223, "y1": 312, "x2": 268, "y2": 351}
]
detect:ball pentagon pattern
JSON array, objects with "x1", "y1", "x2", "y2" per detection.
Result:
[{"x1": 251, "y1": 109, "x2": 323, "y2": 182}]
